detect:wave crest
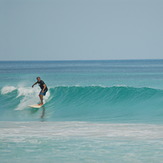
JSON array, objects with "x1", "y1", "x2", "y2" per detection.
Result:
[
  {"x1": 1, "y1": 85, "x2": 163, "y2": 122},
  {"x1": 1, "y1": 86, "x2": 16, "y2": 94}
]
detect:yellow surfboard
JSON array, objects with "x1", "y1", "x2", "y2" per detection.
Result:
[{"x1": 28, "y1": 104, "x2": 44, "y2": 108}]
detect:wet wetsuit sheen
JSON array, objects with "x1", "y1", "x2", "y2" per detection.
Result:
[{"x1": 37, "y1": 80, "x2": 48, "y2": 92}]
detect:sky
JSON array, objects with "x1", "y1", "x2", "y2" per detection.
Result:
[{"x1": 0, "y1": 0, "x2": 163, "y2": 60}]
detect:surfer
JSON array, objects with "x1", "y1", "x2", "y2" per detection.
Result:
[{"x1": 32, "y1": 77, "x2": 48, "y2": 105}]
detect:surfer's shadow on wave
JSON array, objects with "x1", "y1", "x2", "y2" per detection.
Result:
[
  {"x1": 30, "y1": 106, "x2": 46, "y2": 121},
  {"x1": 41, "y1": 106, "x2": 46, "y2": 120}
]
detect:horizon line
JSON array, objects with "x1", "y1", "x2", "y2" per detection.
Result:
[{"x1": 0, "y1": 59, "x2": 163, "y2": 62}]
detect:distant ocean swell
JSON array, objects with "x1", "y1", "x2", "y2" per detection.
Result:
[{"x1": 1, "y1": 85, "x2": 163, "y2": 122}]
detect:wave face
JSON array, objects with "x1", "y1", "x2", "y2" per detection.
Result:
[{"x1": 1, "y1": 85, "x2": 163, "y2": 123}]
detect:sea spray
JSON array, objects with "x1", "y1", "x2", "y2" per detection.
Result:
[{"x1": 1, "y1": 86, "x2": 17, "y2": 94}]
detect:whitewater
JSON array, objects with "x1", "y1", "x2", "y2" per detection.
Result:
[{"x1": 0, "y1": 60, "x2": 163, "y2": 163}]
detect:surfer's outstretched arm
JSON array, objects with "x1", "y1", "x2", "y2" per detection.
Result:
[{"x1": 32, "y1": 82, "x2": 38, "y2": 88}]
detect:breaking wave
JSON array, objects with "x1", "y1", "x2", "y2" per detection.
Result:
[{"x1": 1, "y1": 85, "x2": 163, "y2": 122}]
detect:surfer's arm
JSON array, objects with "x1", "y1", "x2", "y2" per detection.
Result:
[
  {"x1": 32, "y1": 82, "x2": 38, "y2": 88},
  {"x1": 42, "y1": 84, "x2": 47, "y2": 92}
]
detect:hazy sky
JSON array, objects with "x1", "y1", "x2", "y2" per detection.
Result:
[{"x1": 0, "y1": 0, "x2": 163, "y2": 60}]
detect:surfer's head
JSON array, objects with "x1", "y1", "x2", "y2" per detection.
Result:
[{"x1": 36, "y1": 77, "x2": 41, "y2": 82}]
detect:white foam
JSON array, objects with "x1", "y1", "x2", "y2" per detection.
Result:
[
  {"x1": 15, "y1": 87, "x2": 50, "y2": 110},
  {"x1": 0, "y1": 122, "x2": 163, "y2": 140},
  {"x1": 0, "y1": 86, "x2": 39, "y2": 110},
  {"x1": 1, "y1": 86, "x2": 17, "y2": 94},
  {"x1": 17, "y1": 87, "x2": 39, "y2": 97}
]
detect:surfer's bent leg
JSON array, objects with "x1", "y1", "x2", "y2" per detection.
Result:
[
  {"x1": 39, "y1": 94, "x2": 43, "y2": 105},
  {"x1": 39, "y1": 90, "x2": 47, "y2": 105},
  {"x1": 39, "y1": 91, "x2": 44, "y2": 105}
]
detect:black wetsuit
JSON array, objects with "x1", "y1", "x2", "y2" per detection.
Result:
[{"x1": 37, "y1": 80, "x2": 48, "y2": 91}]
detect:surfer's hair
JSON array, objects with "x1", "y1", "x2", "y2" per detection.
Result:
[{"x1": 36, "y1": 77, "x2": 40, "y2": 79}]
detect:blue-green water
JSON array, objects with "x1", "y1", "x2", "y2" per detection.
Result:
[{"x1": 1, "y1": 60, "x2": 163, "y2": 162}]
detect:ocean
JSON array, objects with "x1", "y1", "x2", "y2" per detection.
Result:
[{"x1": 0, "y1": 60, "x2": 163, "y2": 163}]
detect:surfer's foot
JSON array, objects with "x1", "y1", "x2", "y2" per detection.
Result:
[{"x1": 38, "y1": 103, "x2": 43, "y2": 106}]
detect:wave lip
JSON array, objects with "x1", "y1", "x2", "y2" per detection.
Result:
[{"x1": 1, "y1": 86, "x2": 16, "y2": 94}]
